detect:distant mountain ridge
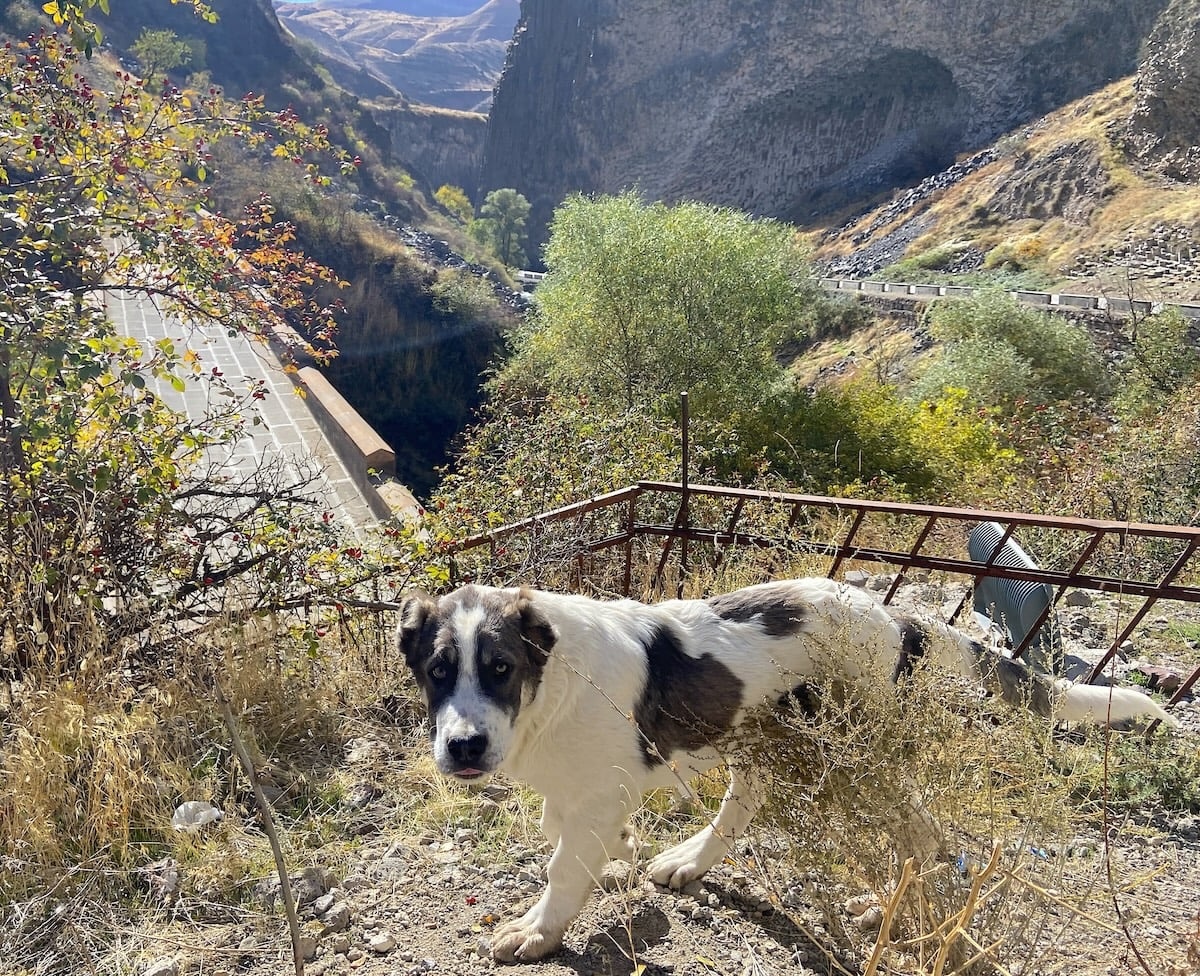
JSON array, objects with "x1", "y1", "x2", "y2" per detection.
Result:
[
  {"x1": 274, "y1": 0, "x2": 518, "y2": 111},
  {"x1": 304, "y1": 1, "x2": 482, "y2": 14}
]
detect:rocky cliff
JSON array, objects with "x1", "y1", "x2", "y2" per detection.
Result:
[
  {"x1": 376, "y1": 103, "x2": 487, "y2": 194},
  {"x1": 1128, "y1": 0, "x2": 1200, "y2": 180},
  {"x1": 481, "y1": 0, "x2": 1170, "y2": 258}
]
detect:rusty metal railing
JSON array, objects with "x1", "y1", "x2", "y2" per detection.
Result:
[{"x1": 450, "y1": 481, "x2": 1200, "y2": 716}]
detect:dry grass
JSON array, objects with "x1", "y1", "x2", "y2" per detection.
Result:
[
  {"x1": 743, "y1": 672, "x2": 1095, "y2": 975},
  {"x1": 3, "y1": 549, "x2": 1195, "y2": 975},
  {"x1": 816, "y1": 74, "x2": 1200, "y2": 289},
  {"x1": 0, "y1": 610, "x2": 416, "y2": 969}
]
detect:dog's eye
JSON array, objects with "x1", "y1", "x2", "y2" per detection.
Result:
[
  {"x1": 492, "y1": 661, "x2": 509, "y2": 676},
  {"x1": 429, "y1": 663, "x2": 449, "y2": 681}
]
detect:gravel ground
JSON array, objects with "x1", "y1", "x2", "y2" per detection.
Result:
[{"x1": 132, "y1": 800, "x2": 1200, "y2": 976}]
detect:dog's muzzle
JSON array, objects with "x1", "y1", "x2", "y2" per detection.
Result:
[{"x1": 442, "y1": 731, "x2": 492, "y2": 780}]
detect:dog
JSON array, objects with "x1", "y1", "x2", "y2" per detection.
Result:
[{"x1": 396, "y1": 578, "x2": 1177, "y2": 963}]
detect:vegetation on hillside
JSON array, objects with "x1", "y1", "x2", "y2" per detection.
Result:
[
  {"x1": 431, "y1": 193, "x2": 1026, "y2": 535},
  {"x1": 429, "y1": 189, "x2": 1200, "y2": 572},
  {"x1": 0, "y1": 2, "x2": 435, "y2": 954}
]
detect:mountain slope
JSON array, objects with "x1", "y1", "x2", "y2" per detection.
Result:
[
  {"x1": 275, "y1": 0, "x2": 518, "y2": 110},
  {"x1": 813, "y1": 0, "x2": 1200, "y2": 304}
]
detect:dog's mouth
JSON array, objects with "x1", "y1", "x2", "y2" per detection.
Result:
[
  {"x1": 450, "y1": 767, "x2": 490, "y2": 781},
  {"x1": 435, "y1": 752, "x2": 497, "y2": 781}
]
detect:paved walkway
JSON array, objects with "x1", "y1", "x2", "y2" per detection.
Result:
[{"x1": 108, "y1": 290, "x2": 378, "y2": 529}]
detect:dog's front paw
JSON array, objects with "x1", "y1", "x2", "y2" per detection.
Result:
[
  {"x1": 491, "y1": 909, "x2": 565, "y2": 964},
  {"x1": 646, "y1": 831, "x2": 718, "y2": 889}
]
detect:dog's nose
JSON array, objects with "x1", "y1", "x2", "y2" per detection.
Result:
[{"x1": 447, "y1": 733, "x2": 488, "y2": 766}]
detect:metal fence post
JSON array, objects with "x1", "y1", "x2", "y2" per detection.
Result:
[{"x1": 679, "y1": 391, "x2": 690, "y2": 598}]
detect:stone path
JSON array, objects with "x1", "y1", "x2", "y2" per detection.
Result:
[{"x1": 107, "y1": 289, "x2": 378, "y2": 530}]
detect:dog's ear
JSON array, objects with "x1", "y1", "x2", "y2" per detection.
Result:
[
  {"x1": 511, "y1": 588, "x2": 556, "y2": 664},
  {"x1": 396, "y1": 591, "x2": 438, "y2": 666}
]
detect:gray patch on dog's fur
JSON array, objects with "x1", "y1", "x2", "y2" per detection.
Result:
[
  {"x1": 634, "y1": 624, "x2": 745, "y2": 766},
  {"x1": 889, "y1": 614, "x2": 931, "y2": 683},
  {"x1": 706, "y1": 584, "x2": 808, "y2": 637},
  {"x1": 967, "y1": 641, "x2": 1056, "y2": 717}
]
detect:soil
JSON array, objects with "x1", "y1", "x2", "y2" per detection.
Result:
[{"x1": 130, "y1": 781, "x2": 1200, "y2": 976}]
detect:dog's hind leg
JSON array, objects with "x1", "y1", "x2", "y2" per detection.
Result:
[
  {"x1": 893, "y1": 786, "x2": 943, "y2": 866},
  {"x1": 845, "y1": 785, "x2": 943, "y2": 931},
  {"x1": 646, "y1": 763, "x2": 764, "y2": 889}
]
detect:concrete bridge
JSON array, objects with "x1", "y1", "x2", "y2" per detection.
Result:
[{"x1": 108, "y1": 290, "x2": 418, "y2": 530}]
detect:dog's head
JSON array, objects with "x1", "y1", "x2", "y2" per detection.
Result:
[{"x1": 396, "y1": 585, "x2": 556, "y2": 781}]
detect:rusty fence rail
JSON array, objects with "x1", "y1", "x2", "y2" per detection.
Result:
[{"x1": 450, "y1": 481, "x2": 1200, "y2": 716}]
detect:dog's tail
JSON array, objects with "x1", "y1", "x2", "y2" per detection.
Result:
[
  {"x1": 894, "y1": 610, "x2": 1180, "y2": 728},
  {"x1": 966, "y1": 645, "x2": 1179, "y2": 727}
]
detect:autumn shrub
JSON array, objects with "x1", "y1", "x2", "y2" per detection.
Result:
[
  {"x1": 0, "y1": 17, "x2": 441, "y2": 969},
  {"x1": 983, "y1": 234, "x2": 1047, "y2": 272},
  {"x1": 716, "y1": 380, "x2": 1013, "y2": 502}
]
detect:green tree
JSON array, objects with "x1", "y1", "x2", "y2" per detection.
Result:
[
  {"x1": 434, "y1": 183, "x2": 473, "y2": 224},
  {"x1": 470, "y1": 187, "x2": 530, "y2": 267},
  {"x1": 503, "y1": 191, "x2": 815, "y2": 419},
  {"x1": 129, "y1": 27, "x2": 193, "y2": 82}
]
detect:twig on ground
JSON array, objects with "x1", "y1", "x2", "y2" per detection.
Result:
[{"x1": 214, "y1": 681, "x2": 305, "y2": 976}]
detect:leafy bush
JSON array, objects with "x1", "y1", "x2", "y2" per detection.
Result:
[
  {"x1": 796, "y1": 292, "x2": 876, "y2": 345},
  {"x1": 431, "y1": 394, "x2": 681, "y2": 539},
  {"x1": 721, "y1": 381, "x2": 1014, "y2": 502},
  {"x1": 912, "y1": 289, "x2": 1111, "y2": 409},
  {"x1": 1116, "y1": 306, "x2": 1200, "y2": 416},
  {"x1": 885, "y1": 240, "x2": 971, "y2": 278}
]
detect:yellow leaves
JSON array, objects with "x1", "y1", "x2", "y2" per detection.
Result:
[{"x1": 42, "y1": 2, "x2": 64, "y2": 25}]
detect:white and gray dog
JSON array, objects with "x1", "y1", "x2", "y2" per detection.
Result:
[{"x1": 397, "y1": 578, "x2": 1176, "y2": 963}]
